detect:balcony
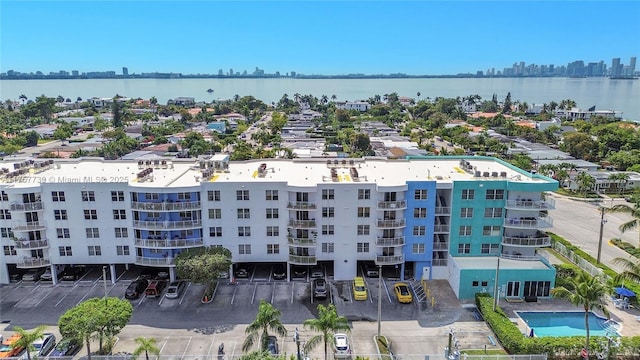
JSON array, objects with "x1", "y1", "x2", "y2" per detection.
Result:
[
  {"x1": 433, "y1": 242, "x2": 449, "y2": 250},
  {"x1": 434, "y1": 207, "x2": 451, "y2": 215},
  {"x1": 505, "y1": 198, "x2": 555, "y2": 210},
  {"x1": 10, "y1": 202, "x2": 43, "y2": 212},
  {"x1": 377, "y1": 201, "x2": 407, "y2": 210},
  {"x1": 502, "y1": 235, "x2": 551, "y2": 247},
  {"x1": 135, "y1": 256, "x2": 176, "y2": 267},
  {"x1": 287, "y1": 202, "x2": 317, "y2": 210},
  {"x1": 134, "y1": 237, "x2": 204, "y2": 248},
  {"x1": 376, "y1": 236, "x2": 405, "y2": 247},
  {"x1": 17, "y1": 257, "x2": 51, "y2": 268},
  {"x1": 12, "y1": 221, "x2": 46, "y2": 232},
  {"x1": 132, "y1": 219, "x2": 202, "y2": 229},
  {"x1": 499, "y1": 253, "x2": 543, "y2": 261},
  {"x1": 289, "y1": 254, "x2": 317, "y2": 265},
  {"x1": 504, "y1": 217, "x2": 553, "y2": 229},
  {"x1": 433, "y1": 224, "x2": 450, "y2": 233},
  {"x1": 376, "y1": 219, "x2": 406, "y2": 229},
  {"x1": 131, "y1": 201, "x2": 201, "y2": 211},
  {"x1": 287, "y1": 237, "x2": 317, "y2": 246},
  {"x1": 14, "y1": 238, "x2": 49, "y2": 249},
  {"x1": 287, "y1": 220, "x2": 317, "y2": 229},
  {"x1": 375, "y1": 254, "x2": 404, "y2": 265}
]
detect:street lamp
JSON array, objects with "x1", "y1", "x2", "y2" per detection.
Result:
[
  {"x1": 597, "y1": 207, "x2": 607, "y2": 264},
  {"x1": 493, "y1": 248, "x2": 501, "y2": 311},
  {"x1": 377, "y1": 264, "x2": 382, "y2": 337},
  {"x1": 102, "y1": 266, "x2": 108, "y2": 300},
  {"x1": 294, "y1": 327, "x2": 301, "y2": 360}
]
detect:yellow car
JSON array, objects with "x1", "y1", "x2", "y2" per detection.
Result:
[
  {"x1": 353, "y1": 277, "x2": 368, "y2": 301},
  {"x1": 394, "y1": 282, "x2": 412, "y2": 304}
]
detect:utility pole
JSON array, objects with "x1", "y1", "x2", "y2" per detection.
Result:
[
  {"x1": 377, "y1": 265, "x2": 382, "y2": 337},
  {"x1": 102, "y1": 266, "x2": 108, "y2": 303},
  {"x1": 597, "y1": 207, "x2": 607, "y2": 264},
  {"x1": 493, "y1": 249, "x2": 501, "y2": 311}
]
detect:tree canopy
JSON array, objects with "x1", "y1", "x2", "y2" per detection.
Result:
[{"x1": 175, "y1": 246, "x2": 232, "y2": 285}]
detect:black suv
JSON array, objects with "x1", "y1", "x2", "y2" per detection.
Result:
[
  {"x1": 125, "y1": 279, "x2": 149, "y2": 299},
  {"x1": 272, "y1": 264, "x2": 286, "y2": 280}
]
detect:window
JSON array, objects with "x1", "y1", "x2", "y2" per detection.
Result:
[
  {"x1": 59, "y1": 246, "x2": 72, "y2": 256},
  {"x1": 147, "y1": 212, "x2": 161, "y2": 219},
  {"x1": 357, "y1": 207, "x2": 370, "y2": 218},
  {"x1": 358, "y1": 189, "x2": 370, "y2": 200},
  {"x1": 236, "y1": 190, "x2": 250, "y2": 200},
  {"x1": 481, "y1": 281, "x2": 488, "y2": 287},
  {"x1": 322, "y1": 225, "x2": 334, "y2": 235},
  {"x1": 267, "y1": 244, "x2": 280, "y2": 254},
  {"x1": 238, "y1": 226, "x2": 251, "y2": 237},
  {"x1": 111, "y1": 191, "x2": 125, "y2": 201},
  {"x1": 321, "y1": 242, "x2": 334, "y2": 253},
  {"x1": 460, "y1": 208, "x2": 473, "y2": 218},
  {"x1": 1, "y1": 228, "x2": 14, "y2": 238},
  {"x1": 322, "y1": 189, "x2": 335, "y2": 200},
  {"x1": 0, "y1": 191, "x2": 7, "y2": 201},
  {"x1": 357, "y1": 225, "x2": 370, "y2": 235},
  {"x1": 209, "y1": 227, "x2": 222, "y2": 237},
  {"x1": 461, "y1": 189, "x2": 474, "y2": 200},
  {"x1": 357, "y1": 242, "x2": 369, "y2": 253},
  {"x1": 322, "y1": 207, "x2": 335, "y2": 218},
  {"x1": 54, "y1": 210, "x2": 67, "y2": 220},
  {"x1": 485, "y1": 189, "x2": 505, "y2": 200},
  {"x1": 113, "y1": 209, "x2": 127, "y2": 220},
  {"x1": 177, "y1": 192, "x2": 191, "y2": 201},
  {"x1": 414, "y1": 208, "x2": 427, "y2": 218},
  {"x1": 412, "y1": 243, "x2": 425, "y2": 254},
  {"x1": 52, "y1": 191, "x2": 65, "y2": 202},
  {"x1": 237, "y1": 208, "x2": 250, "y2": 219},
  {"x1": 178, "y1": 211, "x2": 192, "y2": 220},
  {"x1": 116, "y1": 245, "x2": 130, "y2": 256},
  {"x1": 238, "y1": 244, "x2": 251, "y2": 255},
  {"x1": 472, "y1": 281, "x2": 479, "y2": 287},
  {"x1": 81, "y1": 191, "x2": 95, "y2": 201},
  {"x1": 3, "y1": 246, "x2": 16, "y2": 256},
  {"x1": 266, "y1": 208, "x2": 279, "y2": 219},
  {"x1": 114, "y1": 228, "x2": 128, "y2": 238},
  {"x1": 266, "y1": 226, "x2": 279, "y2": 236},
  {"x1": 83, "y1": 209, "x2": 98, "y2": 220},
  {"x1": 481, "y1": 243, "x2": 500, "y2": 254},
  {"x1": 457, "y1": 243, "x2": 471, "y2": 254},
  {"x1": 484, "y1": 208, "x2": 503, "y2": 218},
  {"x1": 145, "y1": 193, "x2": 159, "y2": 200},
  {"x1": 208, "y1": 190, "x2": 221, "y2": 201},
  {"x1": 483, "y1": 225, "x2": 501, "y2": 236},
  {"x1": 414, "y1": 189, "x2": 427, "y2": 200},
  {"x1": 413, "y1": 226, "x2": 426, "y2": 236},
  {"x1": 56, "y1": 228, "x2": 70, "y2": 239},
  {"x1": 265, "y1": 190, "x2": 279, "y2": 200},
  {"x1": 0, "y1": 209, "x2": 10, "y2": 220},
  {"x1": 86, "y1": 228, "x2": 100, "y2": 238},
  {"x1": 459, "y1": 225, "x2": 472, "y2": 236},
  {"x1": 88, "y1": 245, "x2": 102, "y2": 256},
  {"x1": 208, "y1": 208, "x2": 222, "y2": 219}
]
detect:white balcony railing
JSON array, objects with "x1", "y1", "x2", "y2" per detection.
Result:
[
  {"x1": 499, "y1": 253, "x2": 543, "y2": 261},
  {"x1": 132, "y1": 219, "x2": 202, "y2": 229},
  {"x1": 434, "y1": 207, "x2": 451, "y2": 215},
  {"x1": 505, "y1": 198, "x2": 556, "y2": 210},
  {"x1": 10, "y1": 202, "x2": 43, "y2": 212},
  {"x1": 131, "y1": 201, "x2": 201, "y2": 211},
  {"x1": 504, "y1": 217, "x2": 553, "y2": 229},
  {"x1": 375, "y1": 255, "x2": 404, "y2": 265},
  {"x1": 287, "y1": 237, "x2": 317, "y2": 246},
  {"x1": 134, "y1": 237, "x2": 204, "y2": 248},
  {"x1": 377, "y1": 201, "x2": 407, "y2": 210},
  {"x1": 14, "y1": 238, "x2": 49, "y2": 249},
  {"x1": 12, "y1": 221, "x2": 46, "y2": 231},
  {"x1": 433, "y1": 224, "x2": 450, "y2": 233},
  {"x1": 135, "y1": 256, "x2": 176, "y2": 266},
  {"x1": 376, "y1": 219, "x2": 406, "y2": 228},
  {"x1": 502, "y1": 235, "x2": 551, "y2": 247},
  {"x1": 287, "y1": 220, "x2": 317, "y2": 229},
  {"x1": 287, "y1": 202, "x2": 317, "y2": 210},
  {"x1": 288, "y1": 254, "x2": 317, "y2": 265},
  {"x1": 375, "y1": 236, "x2": 405, "y2": 246},
  {"x1": 17, "y1": 257, "x2": 51, "y2": 268}
]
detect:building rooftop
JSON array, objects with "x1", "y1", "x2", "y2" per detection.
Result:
[
  {"x1": 454, "y1": 256, "x2": 552, "y2": 270},
  {"x1": 0, "y1": 156, "x2": 554, "y2": 189}
]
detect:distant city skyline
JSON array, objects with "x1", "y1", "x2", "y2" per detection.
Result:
[{"x1": 1, "y1": 1, "x2": 639, "y2": 75}]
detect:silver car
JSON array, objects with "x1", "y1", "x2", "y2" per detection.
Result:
[
  {"x1": 333, "y1": 333, "x2": 351, "y2": 359},
  {"x1": 30, "y1": 333, "x2": 56, "y2": 358},
  {"x1": 165, "y1": 281, "x2": 187, "y2": 299}
]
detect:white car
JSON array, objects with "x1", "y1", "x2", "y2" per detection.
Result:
[
  {"x1": 30, "y1": 333, "x2": 56, "y2": 358},
  {"x1": 333, "y1": 333, "x2": 351, "y2": 359}
]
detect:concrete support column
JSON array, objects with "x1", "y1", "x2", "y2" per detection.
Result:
[
  {"x1": 400, "y1": 263, "x2": 405, "y2": 281},
  {"x1": 109, "y1": 264, "x2": 116, "y2": 284},
  {"x1": 51, "y1": 264, "x2": 58, "y2": 285},
  {"x1": 0, "y1": 263, "x2": 10, "y2": 284},
  {"x1": 169, "y1": 267, "x2": 176, "y2": 282}
]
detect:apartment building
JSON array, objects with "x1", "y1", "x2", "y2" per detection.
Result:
[{"x1": 0, "y1": 155, "x2": 558, "y2": 300}]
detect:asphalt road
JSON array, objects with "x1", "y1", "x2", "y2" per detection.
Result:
[{"x1": 547, "y1": 194, "x2": 637, "y2": 273}]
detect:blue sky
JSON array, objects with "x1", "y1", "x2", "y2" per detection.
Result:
[{"x1": 1, "y1": 0, "x2": 639, "y2": 75}]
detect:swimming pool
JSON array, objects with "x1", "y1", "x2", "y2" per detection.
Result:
[{"x1": 516, "y1": 311, "x2": 620, "y2": 337}]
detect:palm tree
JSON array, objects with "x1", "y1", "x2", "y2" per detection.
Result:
[
  {"x1": 19, "y1": 94, "x2": 27, "y2": 104},
  {"x1": 551, "y1": 271, "x2": 609, "y2": 359},
  {"x1": 132, "y1": 337, "x2": 160, "y2": 360},
  {"x1": 242, "y1": 300, "x2": 287, "y2": 352},
  {"x1": 303, "y1": 304, "x2": 350, "y2": 360},
  {"x1": 608, "y1": 200, "x2": 640, "y2": 247},
  {"x1": 11, "y1": 325, "x2": 46, "y2": 360}
]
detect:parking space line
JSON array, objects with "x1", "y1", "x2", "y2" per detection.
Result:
[
  {"x1": 76, "y1": 283, "x2": 99, "y2": 306},
  {"x1": 137, "y1": 294, "x2": 146, "y2": 306},
  {"x1": 158, "y1": 337, "x2": 168, "y2": 355},
  {"x1": 291, "y1": 282, "x2": 295, "y2": 304},
  {"x1": 383, "y1": 279, "x2": 393, "y2": 304},
  {"x1": 179, "y1": 282, "x2": 190, "y2": 305},
  {"x1": 33, "y1": 287, "x2": 55, "y2": 307},
  {"x1": 55, "y1": 283, "x2": 80, "y2": 307},
  {"x1": 206, "y1": 334, "x2": 216, "y2": 358},
  {"x1": 329, "y1": 281, "x2": 333, "y2": 304},
  {"x1": 0, "y1": 284, "x2": 20, "y2": 301},
  {"x1": 251, "y1": 283, "x2": 257, "y2": 304},
  {"x1": 349, "y1": 284, "x2": 353, "y2": 303},
  {"x1": 14, "y1": 284, "x2": 40, "y2": 307},
  {"x1": 230, "y1": 284, "x2": 238, "y2": 305},
  {"x1": 271, "y1": 282, "x2": 276, "y2": 304},
  {"x1": 181, "y1": 337, "x2": 192, "y2": 360}
]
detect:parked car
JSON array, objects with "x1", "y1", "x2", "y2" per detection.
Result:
[
  {"x1": 235, "y1": 268, "x2": 249, "y2": 278},
  {"x1": 138, "y1": 268, "x2": 157, "y2": 280},
  {"x1": 218, "y1": 270, "x2": 229, "y2": 279},
  {"x1": 333, "y1": 333, "x2": 351, "y2": 359},
  {"x1": 125, "y1": 279, "x2": 149, "y2": 299},
  {"x1": 292, "y1": 266, "x2": 307, "y2": 278},
  {"x1": 49, "y1": 338, "x2": 81, "y2": 357},
  {"x1": 165, "y1": 281, "x2": 187, "y2": 299},
  {"x1": 0, "y1": 334, "x2": 24, "y2": 359},
  {"x1": 60, "y1": 266, "x2": 85, "y2": 281},
  {"x1": 156, "y1": 271, "x2": 170, "y2": 280},
  {"x1": 145, "y1": 280, "x2": 167, "y2": 298},
  {"x1": 266, "y1": 336, "x2": 278, "y2": 355},
  {"x1": 394, "y1": 282, "x2": 413, "y2": 304},
  {"x1": 22, "y1": 268, "x2": 45, "y2": 282},
  {"x1": 272, "y1": 264, "x2": 286, "y2": 280},
  {"x1": 352, "y1": 277, "x2": 367, "y2": 301},
  {"x1": 30, "y1": 333, "x2": 56, "y2": 358},
  {"x1": 364, "y1": 264, "x2": 379, "y2": 277},
  {"x1": 313, "y1": 278, "x2": 327, "y2": 299},
  {"x1": 41, "y1": 266, "x2": 65, "y2": 281},
  {"x1": 310, "y1": 266, "x2": 324, "y2": 279}
]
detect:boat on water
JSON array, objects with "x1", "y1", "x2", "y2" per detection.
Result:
[
  {"x1": 609, "y1": 76, "x2": 638, "y2": 80},
  {"x1": 207, "y1": 88, "x2": 214, "y2": 93}
]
